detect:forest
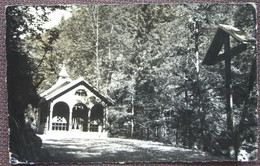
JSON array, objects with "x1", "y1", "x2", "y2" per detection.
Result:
[{"x1": 6, "y1": 4, "x2": 257, "y2": 161}]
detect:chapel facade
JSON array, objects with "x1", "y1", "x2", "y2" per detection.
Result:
[{"x1": 38, "y1": 64, "x2": 113, "y2": 134}]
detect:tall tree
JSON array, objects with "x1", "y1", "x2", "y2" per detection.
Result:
[{"x1": 6, "y1": 6, "x2": 53, "y2": 161}]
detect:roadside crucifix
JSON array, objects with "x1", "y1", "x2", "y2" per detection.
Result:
[{"x1": 202, "y1": 24, "x2": 256, "y2": 158}]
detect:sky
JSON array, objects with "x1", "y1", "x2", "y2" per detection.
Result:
[
  {"x1": 19, "y1": 7, "x2": 72, "y2": 39},
  {"x1": 42, "y1": 9, "x2": 72, "y2": 29}
]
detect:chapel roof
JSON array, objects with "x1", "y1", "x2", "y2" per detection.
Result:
[{"x1": 40, "y1": 66, "x2": 114, "y2": 106}]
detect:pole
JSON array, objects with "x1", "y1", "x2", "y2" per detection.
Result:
[
  {"x1": 224, "y1": 34, "x2": 234, "y2": 158},
  {"x1": 224, "y1": 34, "x2": 234, "y2": 134}
]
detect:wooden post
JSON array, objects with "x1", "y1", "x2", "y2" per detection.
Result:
[
  {"x1": 69, "y1": 108, "x2": 73, "y2": 131},
  {"x1": 224, "y1": 34, "x2": 235, "y2": 158},
  {"x1": 224, "y1": 34, "x2": 234, "y2": 134},
  {"x1": 49, "y1": 102, "x2": 53, "y2": 131},
  {"x1": 88, "y1": 109, "x2": 91, "y2": 132}
]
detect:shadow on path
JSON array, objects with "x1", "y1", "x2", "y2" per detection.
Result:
[{"x1": 36, "y1": 135, "x2": 227, "y2": 163}]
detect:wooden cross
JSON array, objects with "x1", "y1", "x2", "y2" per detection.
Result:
[{"x1": 202, "y1": 24, "x2": 255, "y2": 158}]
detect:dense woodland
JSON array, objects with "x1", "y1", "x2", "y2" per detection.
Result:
[{"x1": 7, "y1": 4, "x2": 257, "y2": 161}]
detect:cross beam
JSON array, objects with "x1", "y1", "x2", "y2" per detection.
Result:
[{"x1": 209, "y1": 43, "x2": 247, "y2": 65}]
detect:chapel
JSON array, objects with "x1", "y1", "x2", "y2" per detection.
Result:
[{"x1": 38, "y1": 64, "x2": 114, "y2": 134}]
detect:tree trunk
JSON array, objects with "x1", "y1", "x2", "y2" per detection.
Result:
[
  {"x1": 234, "y1": 55, "x2": 257, "y2": 160},
  {"x1": 194, "y1": 21, "x2": 206, "y2": 151},
  {"x1": 131, "y1": 74, "x2": 136, "y2": 138},
  {"x1": 106, "y1": 24, "x2": 114, "y2": 95},
  {"x1": 131, "y1": 92, "x2": 134, "y2": 138},
  {"x1": 94, "y1": 6, "x2": 100, "y2": 90}
]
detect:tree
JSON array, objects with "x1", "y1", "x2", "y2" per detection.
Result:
[
  {"x1": 6, "y1": 6, "x2": 45, "y2": 161},
  {"x1": 6, "y1": 6, "x2": 67, "y2": 162}
]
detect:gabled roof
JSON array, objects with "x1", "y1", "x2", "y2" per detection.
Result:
[
  {"x1": 202, "y1": 24, "x2": 256, "y2": 65},
  {"x1": 40, "y1": 80, "x2": 70, "y2": 98},
  {"x1": 40, "y1": 77, "x2": 114, "y2": 106}
]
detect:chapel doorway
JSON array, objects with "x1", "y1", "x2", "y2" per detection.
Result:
[
  {"x1": 72, "y1": 103, "x2": 88, "y2": 132},
  {"x1": 52, "y1": 102, "x2": 70, "y2": 131},
  {"x1": 90, "y1": 104, "x2": 104, "y2": 132}
]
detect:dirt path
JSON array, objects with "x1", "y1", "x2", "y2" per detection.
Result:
[{"x1": 36, "y1": 134, "x2": 227, "y2": 163}]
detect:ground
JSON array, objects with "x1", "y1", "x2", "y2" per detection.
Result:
[{"x1": 36, "y1": 132, "x2": 227, "y2": 164}]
